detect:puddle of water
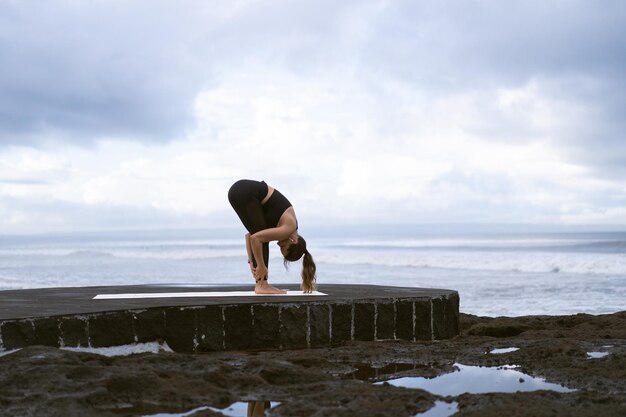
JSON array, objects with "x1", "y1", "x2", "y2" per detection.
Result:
[
  {"x1": 63, "y1": 341, "x2": 174, "y2": 357},
  {"x1": 414, "y1": 400, "x2": 459, "y2": 417},
  {"x1": 377, "y1": 363, "x2": 575, "y2": 396},
  {"x1": 143, "y1": 405, "x2": 211, "y2": 417},
  {"x1": 0, "y1": 349, "x2": 21, "y2": 357},
  {"x1": 587, "y1": 351, "x2": 609, "y2": 359},
  {"x1": 0, "y1": 343, "x2": 174, "y2": 359},
  {"x1": 144, "y1": 401, "x2": 280, "y2": 417},
  {"x1": 489, "y1": 347, "x2": 520, "y2": 354},
  {"x1": 346, "y1": 362, "x2": 426, "y2": 381}
]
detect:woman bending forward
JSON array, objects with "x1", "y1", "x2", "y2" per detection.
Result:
[{"x1": 228, "y1": 179, "x2": 317, "y2": 294}]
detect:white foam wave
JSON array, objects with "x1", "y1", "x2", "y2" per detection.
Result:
[
  {"x1": 0, "y1": 247, "x2": 243, "y2": 260},
  {"x1": 332, "y1": 237, "x2": 588, "y2": 248},
  {"x1": 314, "y1": 249, "x2": 626, "y2": 275}
]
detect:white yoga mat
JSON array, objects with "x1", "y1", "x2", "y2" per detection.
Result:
[{"x1": 93, "y1": 290, "x2": 328, "y2": 300}]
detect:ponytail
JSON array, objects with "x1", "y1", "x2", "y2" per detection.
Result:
[
  {"x1": 301, "y1": 250, "x2": 317, "y2": 293},
  {"x1": 284, "y1": 235, "x2": 317, "y2": 293}
]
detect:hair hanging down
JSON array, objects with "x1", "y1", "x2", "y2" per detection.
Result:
[{"x1": 284, "y1": 235, "x2": 317, "y2": 293}]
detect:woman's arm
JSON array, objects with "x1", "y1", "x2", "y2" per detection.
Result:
[
  {"x1": 249, "y1": 224, "x2": 294, "y2": 279},
  {"x1": 250, "y1": 234, "x2": 267, "y2": 279},
  {"x1": 250, "y1": 224, "x2": 294, "y2": 244},
  {"x1": 244, "y1": 233, "x2": 256, "y2": 278}
]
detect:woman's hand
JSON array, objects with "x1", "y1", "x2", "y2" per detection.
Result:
[{"x1": 254, "y1": 264, "x2": 268, "y2": 281}]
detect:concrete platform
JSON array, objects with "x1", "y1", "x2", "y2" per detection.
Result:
[{"x1": 0, "y1": 284, "x2": 459, "y2": 353}]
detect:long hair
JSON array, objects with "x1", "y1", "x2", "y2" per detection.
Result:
[{"x1": 283, "y1": 235, "x2": 317, "y2": 293}]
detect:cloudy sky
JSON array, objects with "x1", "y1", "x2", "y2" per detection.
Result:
[{"x1": 1, "y1": 0, "x2": 625, "y2": 234}]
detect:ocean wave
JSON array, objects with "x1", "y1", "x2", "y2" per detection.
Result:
[
  {"x1": 314, "y1": 249, "x2": 626, "y2": 275},
  {"x1": 63, "y1": 250, "x2": 116, "y2": 258},
  {"x1": 0, "y1": 243, "x2": 243, "y2": 260},
  {"x1": 2, "y1": 235, "x2": 625, "y2": 273},
  {"x1": 331, "y1": 237, "x2": 578, "y2": 248},
  {"x1": 325, "y1": 238, "x2": 626, "y2": 253},
  {"x1": 105, "y1": 249, "x2": 243, "y2": 260}
]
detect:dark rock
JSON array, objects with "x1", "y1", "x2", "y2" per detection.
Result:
[
  {"x1": 279, "y1": 304, "x2": 308, "y2": 349},
  {"x1": 133, "y1": 309, "x2": 166, "y2": 344},
  {"x1": 59, "y1": 317, "x2": 89, "y2": 347},
  {"x1": 331, "y1": 303, "x2": 352, "y2": 345},
  {"x1": 223, "y1": 304, "x2": 253, "y2": 351},
  {"x1": 251, "y1": 305, "x2": 279, "y2": 350},
  {"x1": 376, "y1": 302, "x2": 395, "y2": 340},
  {"x1": 414, "y1": 300, "x2": 432, "y2": 341},
  {"x1": 445, "y1": 293, "x2": 460, "y2": 338},
  {"x1": 396, "y1": 299, "x2": 414, "y2": 341},
  {"x1": 89, "y1": 312, "x2": 135, "y2": 347},
  {"x1": 1, "y1": 311, "x2": 626, "y2": 417},
  {"x1": 432, "y1": 297, "x2": 446, "y2": 340},
  {"x1": 33, "y1": 317, "x2": 61, "y2": 348},
  {"x1": 308, "y1": 304, "x2": 330, "y2": 347},
  {"x1": 1, "y1": 320, "x2": 36, "y2": 349},
  {"x1": 469, "y1": 324, "x2": 531, "y2": 338},
  {"x1": 165, "y1": 308, "x2": 197, "y2": 353},
  {"x1": 354, "y1": 303, "x2": 375, "y2": 341},
  {"x1": 197, "y1": 306, "x2": 225, "y2": 352}
]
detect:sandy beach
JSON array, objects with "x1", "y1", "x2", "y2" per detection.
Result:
[{"x1": 1, "y1": 311, "x2": 624, "y2": 416}]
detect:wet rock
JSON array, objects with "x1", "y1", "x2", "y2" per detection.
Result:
[
  {"x1": 468, "y1": 322, "x2": 531, "y2": 338},
  {"x1": 0, "y1": 312, "x2": 624, "y2": 416}
]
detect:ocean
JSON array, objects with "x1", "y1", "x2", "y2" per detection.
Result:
[{"x1": 1, "y1": 228, "x2": 625, "y2": 317}]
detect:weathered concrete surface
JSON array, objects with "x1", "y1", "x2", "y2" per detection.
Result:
[{"x1": 0, "y1": 284, "x2": 459, "y2": 353}]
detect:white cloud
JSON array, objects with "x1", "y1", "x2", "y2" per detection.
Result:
[
  {"x1": 1, "y1": 1, "x2": 625, "y2": 233},
  {"x1": 4, "y1": 67, "x2": 625, "y2": 233}
]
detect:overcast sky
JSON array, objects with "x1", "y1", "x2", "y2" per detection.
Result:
[{"x1": 1, "y1": 0, "x2": 625, "y2": 234}]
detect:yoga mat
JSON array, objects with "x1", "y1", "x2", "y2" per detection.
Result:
[{"x1": 93, "y1": 290, "x2": 327, "y2": 299}]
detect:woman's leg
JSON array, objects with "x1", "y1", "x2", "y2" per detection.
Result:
[
  {"x1": 229, "y1": 180, "x2": 285, "y2": 294},
  {"x1": 228, "y1": 180, "x2": 269, "y2": 267},
  {"x1": 243, "y1": 199, "x2": 269, "y2": 267}
]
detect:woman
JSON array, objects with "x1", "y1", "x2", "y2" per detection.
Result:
[{"x1": 228, "y1": 179, "x2": 316, "y2": 294}]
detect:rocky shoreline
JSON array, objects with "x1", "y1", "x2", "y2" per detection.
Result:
[{"x1": 1, "y1": 311, "x2": 624, "y2": 416}]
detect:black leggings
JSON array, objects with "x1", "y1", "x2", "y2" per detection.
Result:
[{"x1": 228, "y1": 180, "x2": 270, "y2": 267}]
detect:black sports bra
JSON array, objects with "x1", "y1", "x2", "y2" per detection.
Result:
[{"x1": 262, "y1": 186, "x2": 297, "y2": 229}]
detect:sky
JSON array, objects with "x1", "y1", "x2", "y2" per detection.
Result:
[{"x1": 1, "y1": 0, "x2": 625, "y2": 235}]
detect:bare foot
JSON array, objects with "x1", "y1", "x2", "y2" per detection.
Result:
[{"x1": 255, "y1": 282, "x2": 287, "y2": 294}]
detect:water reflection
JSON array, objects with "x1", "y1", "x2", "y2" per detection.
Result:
[
  {"x1": 144, "y1": 401, "x2": 279, "y2": 417},
  {"x1": 345, "y1": 362, "x2": 428, "y2": 381},
  {"x1": 488, "y1": 347, "x2": 520, "y2": 354},
  {"x1": 414, "y1": 400, "x2": 458, "y2": 417},
  {"x1": 376, "y1": 363, "x2": 575, "y2": 396},
  {"x1": 245, "y1": 401, "x2": 273, "y2": 417},
  {"x1": 586, "y1": 344, "x2": 615, "y2": 359}
]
